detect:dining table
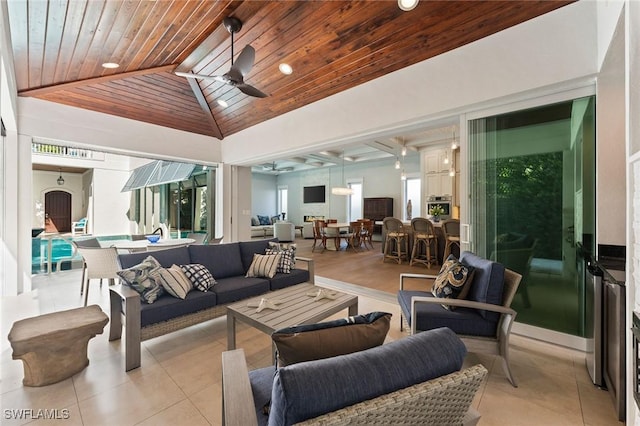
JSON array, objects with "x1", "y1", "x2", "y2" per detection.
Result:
[
  {"x1": 324, "y1": 223, "x2": 351, "y2": 250},
  {"x1": 102, "y1": 237, "x2": 196, "y2": 252}
]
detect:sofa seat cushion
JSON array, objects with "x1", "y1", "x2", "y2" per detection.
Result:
[
  {"x1": 268, "y1": 327, "x2": 466, "y2": 425},
  {"x1": 118, "y1": 246, "x2": 191, "y2": 269},
  {"x1": 460, "y1": 251, "x2": 505, "y2": 321},
  {"x1": 397, "y1": 291, "x2": 497, "y2": 337},
  {"x1": 213, "y1": 276, "x2": 271, "y2": 304},
  {"x1": 140, "y1": 290, "x2": 217, "y2": 327},
  {"x1": 189, "y1": 243, "x2": 245, "y2": 279},
  {"x1": 269, "y1": 269, "x2": 310, "y2": 291}
]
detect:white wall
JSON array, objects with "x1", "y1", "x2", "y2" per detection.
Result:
[
  {"x1": 18, "y1": 98, "x2": 222, "y2": 164},
  {"x1": 596, "y1": 11, "x2": 626, "y2": 246},
  {"x1": 268, "y1": 156, "x2": 420, "y2": 225},
  {"x1": 252, "y1": 174, "x2": 277, "y2": 218}
]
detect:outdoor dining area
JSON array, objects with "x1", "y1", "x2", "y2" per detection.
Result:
[{"x1": 309, "y1": 217, "x2": 460, "y2": 268}]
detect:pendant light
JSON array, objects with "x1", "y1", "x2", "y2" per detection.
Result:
[
  {"x1": 56, "y1": 168, "x2": 65, "y2": 185},
  {"x1": 451, "y1": 129, "x2": 458, "y2": 150},
  {"x1": 331, "y1": 151, "x2": 353, "y2": 195}
]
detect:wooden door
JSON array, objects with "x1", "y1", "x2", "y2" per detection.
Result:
[{"x1": 45, "y1": 191, "x2": 71, "y2": 233}]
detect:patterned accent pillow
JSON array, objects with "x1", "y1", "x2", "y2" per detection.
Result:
[
  {"x1": 117, "y1": 256, "x2": 164, "y2": 304},
  {"x1": 246, "y1": 253, "x2": 282, "y2": 279},
  {"x1": 431, "y1": 254, "x2": 475, "y2": 310},
  {"x1": 180, "y1": 263, "x2": 216, "y2": 291},
  {"x1": 150, "y1": 265, "x2": 193, "y2": 299},
  {"x1": 265, "y1": 245, "x2": 296, "y2": 273},
  {"x1": 257, "y1": 215, "x2": 271, "y2": 225}
]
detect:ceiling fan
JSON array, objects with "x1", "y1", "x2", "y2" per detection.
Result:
[
  {"x1": 175, "y1": 17, "x2": 268, "y2": 98},
  {"x1": 261, "y1": 162, "x2": 294, "y2": 174}
]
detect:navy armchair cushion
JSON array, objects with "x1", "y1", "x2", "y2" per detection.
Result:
[
  {"x1": 397, "y1": 291, "x2": 497, "y2": 336},
  {"x1": 460, "y1": 251, "x2": 505, "y2": 320},
  {"x1": 268, "y1": 327, "x2": 466, "y2": 425}
]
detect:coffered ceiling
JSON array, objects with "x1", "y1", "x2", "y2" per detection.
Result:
[{"x1": 7, "y1": 0, "x2": 572, "y2": 170}]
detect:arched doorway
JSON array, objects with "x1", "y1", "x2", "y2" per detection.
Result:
[{"x1": 45, "y1": 191, "x2": 71, "y2": 233}]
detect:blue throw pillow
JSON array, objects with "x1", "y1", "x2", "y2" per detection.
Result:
[{"x1": 257, "y1": 215, "x2": 271, "y2": 225}]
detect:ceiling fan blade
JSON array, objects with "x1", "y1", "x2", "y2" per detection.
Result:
[
  {"x1": 236, "y1": 83, "x2": 268, "y2": 98},
  {"x1": 229, "y1": 45, "x2": 255, "y2": 79}
]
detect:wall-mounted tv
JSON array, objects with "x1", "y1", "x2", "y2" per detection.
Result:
[{"x1": 303, "y1": 185, "x2": 326, "y2": 203}]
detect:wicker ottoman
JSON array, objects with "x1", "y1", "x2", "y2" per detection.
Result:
[{"x1": 8, "y1": 305, "x2": 109, "y2": 386}]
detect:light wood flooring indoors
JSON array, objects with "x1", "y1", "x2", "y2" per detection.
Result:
[{"x1": 0, "y1": 235, "x2": 622, "y2": 425}]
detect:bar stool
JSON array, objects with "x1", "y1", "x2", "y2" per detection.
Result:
[
  {"x1": 442, "y1": 219, "x2": 461, "y2": 260},
  {"x1": 410, "y1": 217, "x2": 438, "y2": 268},
  {"x1": 382, "y1": 217, "x2": 408, "y2": 264}
]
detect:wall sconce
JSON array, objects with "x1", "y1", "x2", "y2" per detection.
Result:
[{"x1": 57, "y1": 169, "x2": 65, "y2": 186}]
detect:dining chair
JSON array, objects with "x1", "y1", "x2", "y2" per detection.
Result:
[
  {"x1": 382, "y1": 217, "x2": 408, "y2": 264},
  {"x1": 358, "y1": 219, "x2": 374, "y2": 250},
  {"x1": 410, "y1": 217, "x2": 438, "y2": 268},
  {"x1": 75, "y1": 246, "x2": 120, "y2": 306},
  {"x1": 324, "y1": 219, "x2": 342, "y2": 249},
  {"x1": 347, "y1": 221, "x2": 362, "y2": 251},
  {"x1": 312, "y1": 220, "x2": 328, "y2": 252},
  {"x1": 442, "y1": 219, "x2": 461, "y2": 259},
  {"x1": 71, "y1": 237, "x2": 101, "y2": 296}
]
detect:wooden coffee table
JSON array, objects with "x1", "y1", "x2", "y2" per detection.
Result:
[{"x1": 226, "y1": 282, "x2": 358, "y2": 350}]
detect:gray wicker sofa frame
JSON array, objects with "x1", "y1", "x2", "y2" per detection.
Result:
[{"x1": 108, "y1": 239, "x2": 314, "y2": 371}]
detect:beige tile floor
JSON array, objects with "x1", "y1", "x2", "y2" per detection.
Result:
[{"x1": 1, "y1": 268, "x2": 623, "y2": 426}]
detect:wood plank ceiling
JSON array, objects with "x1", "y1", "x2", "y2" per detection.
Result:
[{"x1": 8, "y1": 0, "x2": 573, "y2": 140}]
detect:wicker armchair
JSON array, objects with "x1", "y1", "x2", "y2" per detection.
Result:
[{"x1": 222, "y1": 328, "x2": 487, "y2": 426}]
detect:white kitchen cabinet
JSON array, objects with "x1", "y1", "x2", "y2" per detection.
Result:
[
  {"x1": 424, "y1": 149, "x2": 450, "y2": 174},
  {"x1": 426, "y1": 173, "x2": 452, "y2": 197}
]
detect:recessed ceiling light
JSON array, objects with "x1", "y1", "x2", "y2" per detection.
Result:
[
  {"x1": 217, "y1": 99, "x2": 228, "y2": 108},
  {"x1": 279, "y1": 63, "x2": 293, "y2": 75},
  {"x1": 101, "y1": 62, "x2": 120, "y2": 69},
  {"x1": 398, "y1": 0, "x2": 418, "y2": 11}
]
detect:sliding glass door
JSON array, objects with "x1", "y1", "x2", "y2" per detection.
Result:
[{"x1": 468, "y1": 96, "x2": 595, "y2": 336}]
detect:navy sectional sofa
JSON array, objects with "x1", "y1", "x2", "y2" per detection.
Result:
[{"x1": 108, "y1": 238, "x2": 314, "y2": 371}]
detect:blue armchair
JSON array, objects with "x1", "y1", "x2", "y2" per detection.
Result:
[
  {"x1": 397, "y1": 251, "x2": 522, "y2": 387},
  {"x1": 222, "y1": 327, "x2": 487, "y2": 425}
]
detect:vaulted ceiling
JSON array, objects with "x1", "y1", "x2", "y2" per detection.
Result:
[{"x1": 7, "y1": 0, "x2": 572, "y2": 144}]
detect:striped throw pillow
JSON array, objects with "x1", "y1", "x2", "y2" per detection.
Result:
[
  {"x1": 150, "y1": 265, "x2": 193, "y2": 299},
  {"x1": 245, "y1": 253, "x2": 282, "y2": 279}
]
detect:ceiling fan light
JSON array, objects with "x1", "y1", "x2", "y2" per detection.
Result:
[
  {"x1": 279, "y1": 63, "x2": 293, "y2": 75},
  {"x1": 398, "y1": 0, "x2": 418, "y2": 11},
  {"x1": 217, "y1": 99, "x2": 228, "y2": 108},
  {"x1": 101, "y1": 62, "x2": 120, "y2": 69}
]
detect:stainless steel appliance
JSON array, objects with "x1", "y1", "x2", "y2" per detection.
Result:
[
  {"x1": 583, "y1": 245, "x2": 626, "y2": 422},
  {"x1": 585, "y1": 259, "x2": 604, "y2": 387},
  {"x1": 426, "y1": 195, "x2": 452, "y2": 220},
  {"x1": 602, "y1": 263, "x2": 625, "y2": 422}
]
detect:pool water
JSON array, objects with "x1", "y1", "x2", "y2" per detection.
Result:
[{"x1": 31, "y1": 235, "x2": 131, "y2": 274}]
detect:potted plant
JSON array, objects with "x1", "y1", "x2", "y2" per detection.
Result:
[{"x1": 428, "y1": 204, "x2": 445, "y2": 222}]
